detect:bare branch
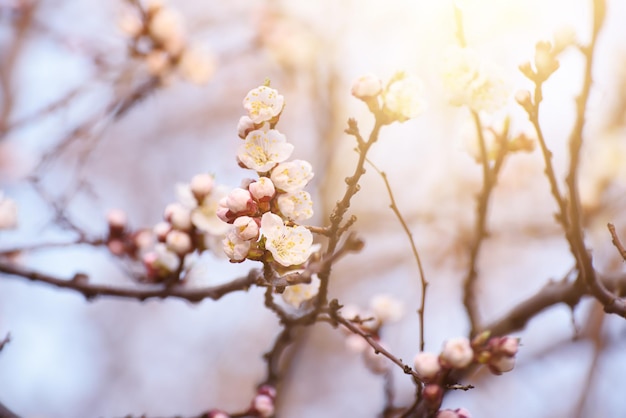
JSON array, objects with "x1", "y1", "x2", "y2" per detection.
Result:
[{"x1": 0, "y1": 261, "x2": 261, "y2": 303}]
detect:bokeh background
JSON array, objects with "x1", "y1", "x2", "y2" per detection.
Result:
[{"x1": 1, "y1": 0, "x2": 626, "y2": 417}]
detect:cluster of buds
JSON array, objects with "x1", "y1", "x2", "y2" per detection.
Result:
[
  {"x1": 351, "y1": 72, "x2": 426, "y2": 123},
  {"x1": 141, "y1": 173, "x2": 228, "y2": 282},
  {"x1": 219, "y1": 84, "x2": 316, "y2": 270},
  {"x1": 341, "y1": 295, "x2": 405, "y2": 374},
  {"x1": 0, "y1": 191, "x2": 17, "y2": 230},
  {"x1": 119, "y1": 0, "x2": 216, "y2": 84},
  {"x1": 471, "y1": 331, "x2": 520, "y2": 375},
  {"x1": 519, "y1": 38, "x2": 566, "y2": 84},
  {"x1": 105, "y1": 209, "x2": 140, "y2": 258},
  {"x1": 105, "y1": 174, "x2": 229, "y2": 283},
  {"x1": 413, "y1": 334, "x2": 519, "y2": 411}
]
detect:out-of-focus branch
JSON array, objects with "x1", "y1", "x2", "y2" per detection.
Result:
[
  {"x1": 0, "y1": 334, "x2": 9, "y2": 352},
  {"x1": 564, "y1": 0, "x2": 626, "y2": 317},
  {"x1": 0, "y1": 261, "x2": 261, "y2": 303},
  {"x1": 0, "y1": 400, "x2": 20, "y2": 418},
  {"x1": 0, "y1": 1, "x2": 35, "y2": 136},
  {"x1": 462, "y1": 110, "x2": 509, "y2": 336}
]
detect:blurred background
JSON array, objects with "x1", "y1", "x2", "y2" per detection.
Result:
[{"x1": 1, "y1": 0, "x2": 626, "y2": 416}]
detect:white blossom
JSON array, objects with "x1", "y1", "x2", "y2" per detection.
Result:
[
  {"x1": 222, "y1": 229, "x2": 251, "y2": 261},
  {"x1": 118, "y1": 12, "x2": 143, "y2": 37},
  {"x1": 154, "y1": 243, "x2": 181, "y2": 272},
  {"x1": 340, "y1": 304, "x2": 362, "y2": 322},
  {"x1": 442, "y1": 46, "x2": 509, "y2": 113},
  {"x1": 440, "y1": 337, "x2": 474, "y2": 369},
  {"x1": 351, "y1": 74, "x2": 382, "y2": 99},
  {"x1": 179, "y1": 44, "x2": 216, "y2": 85},
  {"x1": 0, "y1": 192, "x2": 17, "y2": 230},
  {"x1": 282, "y1": 275, "x2": 320, "y2": 308},
  {"x1": 270, "y1": 160, "x2": 314, "y2": 193},
  {"x1": 370, "y1": 294, "x2": 404, "y2": 323},
  {"x1": 345, "y1": 334, "x2": 369, "y2": 354},
  {"x1": 277, "y1": 190, "x2": 313, "y2": 221},
  {"x1": 191, "y1": 187, "x2": 230, "y2": 236},
  {"x1": 233, "y1": 216, "x2": 259, "y2": 241},
  {"x1": 249, "y1": 177, "x2": 276, "y2": 201},
  {"x1": 363, "y1": 342, "x2": 390, "y2": 374},
  {"x1": 238, "y1": 124, "x2": 294, "y2": 173},
  {"x1": 383, "y1": 74, "x2": 427, "y2": 122},
  {"x1": 261, "y1": 212, "x2": 313, "y2": 266},
  {"x1": 413, "y1": 352, "x2": 441, "y2": 380},
  {"x1": 243, "y1": 85, "x2": 285, "y2": 124},
  {"x1": 146, "y1": 50, "x2": 170, "y2": 76},
  {"x1": 149, "y1": 6, "x2": 186, "y2": 54}
]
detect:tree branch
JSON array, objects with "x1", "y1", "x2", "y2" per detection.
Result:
[{"x1": 0, "y1": 261, "x2": 261, "y2": 303}]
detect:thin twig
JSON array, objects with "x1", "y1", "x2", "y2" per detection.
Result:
[
  {"x1": 608, "y1": 223, "x2": 626, "y2": 261},
  {"x1": 328, "y1": 309, "x2": 421, "y2": 380},
  {"x1": 366, "y1": 158, "x2": 428, "y2": 352}
]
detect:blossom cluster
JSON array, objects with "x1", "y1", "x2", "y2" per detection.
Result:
[
  {"x1": 341, "y1": 295, "x2": 405, "y2": 374},
  {"x1": 442, "y1": 46, "x2": 509, "y2": 113},
  {"x1": 119, "y1": 0, "x2": 216, "y2": 84},
  {"x1": 219, "y1": 85, "x2": 316, "y2": 269},
  {"x1": 105, "y1": 174, "x2": 229, "y2": 282},
  {"x1": 351, "y1": 72, "x2": 426, "y2": 123},
  {"x1": 413, "y1": 333, "x2": 519, "y2": 413}
]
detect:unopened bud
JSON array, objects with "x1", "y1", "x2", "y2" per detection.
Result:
[{"x1": 413, "y1": 352, "x2": 441, "y2": 380}]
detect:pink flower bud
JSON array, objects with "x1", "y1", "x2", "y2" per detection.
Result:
[
  {"x1": 237, "y1": 115, "x2": 255, "y2": 139},
  {"x1": 165, "y1": 230, "x2": 192, "y2": 255},
  {"x1": 413, "y1": 352, "x2": 441, "y2": 380},
  {"x1": 437, "y1": 408, "x2": 472, "y2": 418},
  {"x1": 107, "y1": 209, "x2": 128, "y2": 231},
  {"x1": 351, "y1": 74, "x2": 382, "y2": 99},
  {"x1": 207, "y1": 411, "x2": 230, "y2": 418},
  {"x1": 422, "y1": 384, "x2": 443, "y2": 409},
  {"x1": 226, "y1": 188, "x2": 254, "y2": 214},
  {"x1": 249, "y1": 177, "x2": 275, "y2": 201},
  {"x1": 252, "y1": 394, "x2": 274, "y2": 418},
  {"x1": 440, "y1": 337, "x2": 474, "y2": 369},
  {"x1": 498, "y1": 337, "x2": 520, "y2": 357},
  {"x1": 153, "y1": 221, "x2": 171, "y2": 242},
  {"x1": 133, "y1": 229, "x2": 154, "y2": 251},
  {"x1": 233, "y1": 216, "x2": 259, "y2": 241},
  {"x1": 257, "y1": 385, "x2": 276, "y2": 400},
  {"x1": 164, "y1": 203, "x2": 192, "y2": 230},
  {"x1": 190, "y1": 173, "x2": 214, "y2": 201},
  {"x1": 489, "y1": 355, "x2": 515, "y2": 375}
]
